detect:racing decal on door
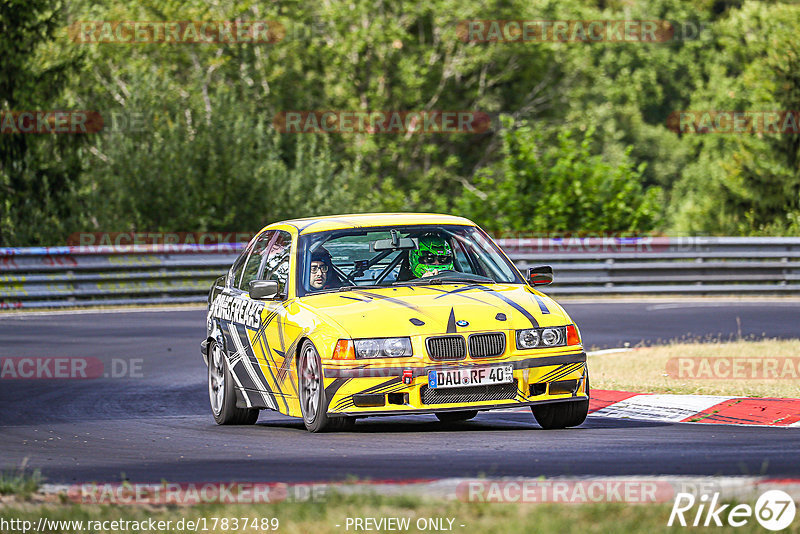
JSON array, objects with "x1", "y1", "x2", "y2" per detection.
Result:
[
  {"x1": 228, "y1": 299, "x2": 304, "y2": 417},
  {"x1": 209, "y1": 293, "x2": 263, "y2": 329},
  {"x1": 224, "y1": 321, "x2": 278, "y2": 410}
]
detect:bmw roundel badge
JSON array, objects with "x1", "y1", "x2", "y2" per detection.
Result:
[{"x1": 456, "y1": 320, "x2": 469, "y2": 327}]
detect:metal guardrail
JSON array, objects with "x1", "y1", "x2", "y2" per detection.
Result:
[
  {"x1": 503, "y1": 237, "x2": 800, "y2": 295},
  {"x1": 1, "y1": 237, "x2": 799, "y2": 308},
  {"x1": 0, "y1": 244, "x2": 240, "y2": 309}
]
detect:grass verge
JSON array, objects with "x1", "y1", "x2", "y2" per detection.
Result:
[
  {"x1": 590, "y1": 339, "x2": 800, "y2": 397},
  {"x1": 0, "y1": 468, "x2": 41, "y2": 499}
]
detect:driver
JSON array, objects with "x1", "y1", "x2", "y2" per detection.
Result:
[
  {"x1": 409, "y1": 235, "x2": 454, "y2": 278},
  {"x1": 308, "y1": 247, "x2": 339, "y2": 291}
]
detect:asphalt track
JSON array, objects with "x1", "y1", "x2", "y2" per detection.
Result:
[{"x1": 1, "y1": 300, "x2": 799, "y2": 484}]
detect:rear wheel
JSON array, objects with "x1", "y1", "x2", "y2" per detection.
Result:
[
  {"x1": 299, "y1": 340, "x2": 353, "y2": 432},
  {"x1": 208, "y1": 341, "x2": 259, "y2": 425},
  {"x1": 435, "y1": 410, "x2": 478, "y2": 423}
]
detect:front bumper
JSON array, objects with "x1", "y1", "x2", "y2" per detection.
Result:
[{"x1": 322, "y1": 351, "x2": 588, "y2": 416}]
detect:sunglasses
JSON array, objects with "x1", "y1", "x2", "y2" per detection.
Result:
[{"x1": 419, "y1": 252, "x2": 453, "y2": 265}]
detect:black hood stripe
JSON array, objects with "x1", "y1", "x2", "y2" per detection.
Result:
[
  {"x1": 352, "y1": 290, "x2": 421, "y2": 312},
  {"x1": 430, "y1": 285, "x2": 501, "y2": 306},
  {"x1": 446, "y1": 308, "x2": 457, "y2": 333},
  {"x1": 532, "y1": 294, "x2": 550, "y2": 314},
  {"x1": 340, "y1": 295, "x2": 372, "y2": 302},
  {"x1": 475, "y1": 286, "x2": 539, "y2": 327}
]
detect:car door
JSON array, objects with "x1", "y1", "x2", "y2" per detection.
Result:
[
  {"x1": 219, "y1": 230, "x2": 279, "y2": 411},
  {"x1": 236, "y1": 230, "x2": 295, "y2": 414}
]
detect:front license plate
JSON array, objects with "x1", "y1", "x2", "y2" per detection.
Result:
[{"x1": 427, "y1": 365, "x2": 513, "y2": 389}]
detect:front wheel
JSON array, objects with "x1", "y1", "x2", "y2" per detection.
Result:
[
  {"x1": 531, "y1": 399, "x2": 588, "y2": 429},
  {"x1": 298, "y1": 340, "x2": 353, "y2": 432},
  {"x1": 208, "y1": 340, "x2": 259, "y2": 425}
]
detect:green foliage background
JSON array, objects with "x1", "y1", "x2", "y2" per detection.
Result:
[{"x1": 1, "y1": 0, "x2": 799, "y2": 245}]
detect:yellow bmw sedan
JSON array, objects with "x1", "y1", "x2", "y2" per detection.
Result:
[{"x1": 202, "y1": 213, "x2": 589, "y2": 432}]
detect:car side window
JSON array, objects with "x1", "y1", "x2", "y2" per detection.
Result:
[
  {"x1": 262, "y1": 231, "x2": 292, "y2": 296},
  {"x1": 228, "y1": 243, "x2": 252, "y2": 289},
  {"x1": 238, "y1": 231, "x2": 276, "y2": 291}
]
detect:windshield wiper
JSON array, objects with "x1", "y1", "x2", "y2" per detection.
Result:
[
  {"x1": 397, "y1": 278, "x2": 443, "y2": 286},
  {"x1": 441, "y1": 276, "x2": 495, "y2": 284},
  {"x1": 337, "y1": 284, "x2": 386, "y2": 292},
  {"x1": 412, "y1": 276, "x2": 494, "y2": 285}
]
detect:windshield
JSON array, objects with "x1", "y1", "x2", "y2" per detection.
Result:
[{"x1": 296, "y1": 224, "x2": 523, "y2": 296}]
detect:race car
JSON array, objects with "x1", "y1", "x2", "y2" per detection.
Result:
[{"x1": 201, "y1": 213, "x2": 589, "y2": 432}]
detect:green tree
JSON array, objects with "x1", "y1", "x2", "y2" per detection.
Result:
[
  {"x1": 0, "y1": 0, "x2": 85, "y2": 244},
  {"x1": 668, "y1": 1, "x2": 800, "y2": 234},
  {"x1": 456, "y1": 117, "x2": 661, "y2": 234},
  {"x1": 85, "y1": 86, "x2": 368, "y2": 233}
]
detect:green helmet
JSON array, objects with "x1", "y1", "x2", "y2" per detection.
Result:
[{"x1": 409, "y1": 235, "x2": 454, "y2": 278}]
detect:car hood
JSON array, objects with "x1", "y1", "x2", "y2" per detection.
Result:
[{"x1": 298, "y1": 283, "x2": 572, "y2": 338}]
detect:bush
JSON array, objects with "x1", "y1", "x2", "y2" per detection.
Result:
[{"x1": 456, "y1": 117, "x2": 662, "y2": 235}]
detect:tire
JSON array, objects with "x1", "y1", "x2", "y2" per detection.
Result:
[
  {"x1": 531, "y1": 373, "x2": 590, "y2": 429},
  {"x1": 208, "y1": 340, "x2": 259, "y2": 425},
  {"x1": 531, "y1": 399, "x2": 589, "y2": 429},
  {"x1": 435, "y1": 410, "x2": 478, "y2": 423},
  {"x1": 298, "y1": 340, "x2": 353, "y2": 432}
]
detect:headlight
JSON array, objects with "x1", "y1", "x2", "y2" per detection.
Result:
[
  {"x1": 517, "y1": 329, "x2": 540, "y2": 349},
  {"x1": 353, "y1": 337, "x2": 413, "y2": 359},
  {"x1": 515, "y1": 326, "x2": 569, "y2": 349},
  {"x1": 355, "y1": 339, "x2": 381, "y2": 358},
  {"x1": 541, "y1": 328, "x2": 562, "y2": 346}
]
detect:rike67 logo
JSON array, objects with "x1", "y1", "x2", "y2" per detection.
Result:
[{"x1": 668, "y1": 490, "x2": 796, "y2": 530}]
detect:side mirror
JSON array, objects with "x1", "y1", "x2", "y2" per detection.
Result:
[
  {"x1": 248, "y1": 280, "x2": 280, "y2": 300},
  {"x1": 527, "y1": 265, "x2": 554, "y2": 286}
]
